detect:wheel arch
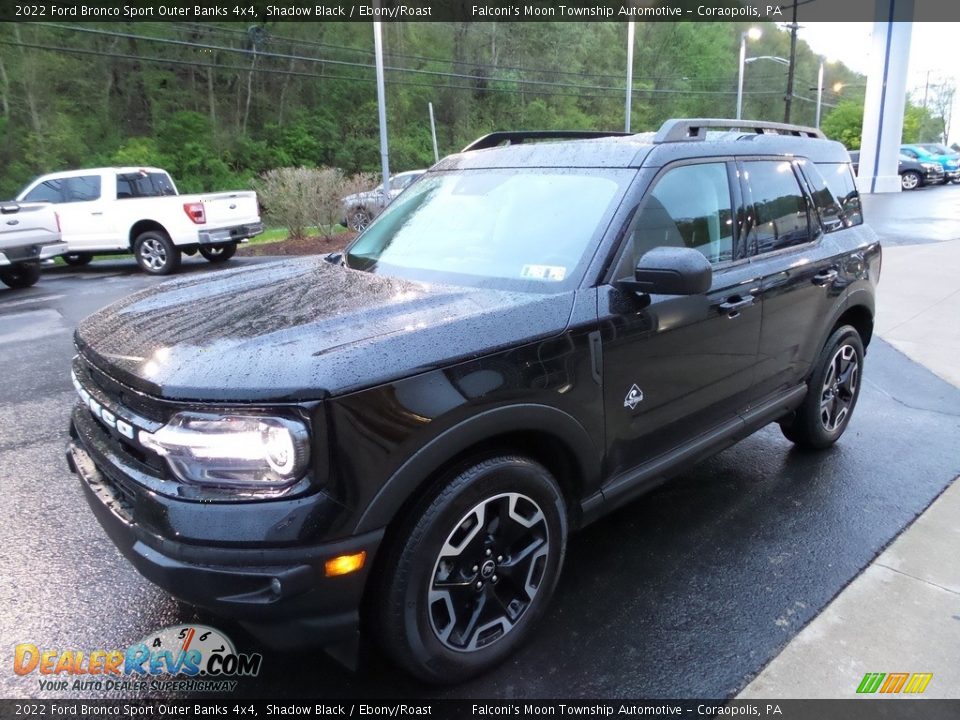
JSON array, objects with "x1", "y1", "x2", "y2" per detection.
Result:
[
  {"x1": 833, "y1": 300, "x2": 874, "y2": 349},
  {"x1": 352, "y1": 404, "x2": 600, "y2": 537},
  {"x1": 128, "y1": 220, "x2": 170, "y2": 249}
]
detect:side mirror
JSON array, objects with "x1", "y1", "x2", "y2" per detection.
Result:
[{"x1": 617, "y1": 246, "x2": 712, "y2": 296}]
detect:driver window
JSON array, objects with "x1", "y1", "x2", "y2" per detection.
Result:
[{"x1": 616, "y1": 163, "x2": 735, "y2": 279}]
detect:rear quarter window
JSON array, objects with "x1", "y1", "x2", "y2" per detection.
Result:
[{"x1": 820, "y1": 163, "x2": 863, "y2": 227}]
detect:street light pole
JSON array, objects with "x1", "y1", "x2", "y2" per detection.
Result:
[
  {"x1": 737, "y1": 32, "x2": 746, "y2": 120},
  {"x1": 736, "y1": 28, "x2": 761, "y2": 120},
  {"x1": 625, "y1": 21, "x2": 635, "y2": 132},
  {"x1": 816, "y1": 59, "x2": 825, "y2": 128}
]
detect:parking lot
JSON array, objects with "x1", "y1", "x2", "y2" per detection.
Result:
[{"x1": 2, "y1": 188, "x2": 959, "y2": 699}]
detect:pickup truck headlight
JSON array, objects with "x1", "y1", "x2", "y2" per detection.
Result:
[{"x1": 139, "y1": 412, "x2": 310, "y2": 487}]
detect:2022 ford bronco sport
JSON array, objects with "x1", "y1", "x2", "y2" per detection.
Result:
[{"x1": 66, "y1": 119, "x2": 879, "y2": 683}]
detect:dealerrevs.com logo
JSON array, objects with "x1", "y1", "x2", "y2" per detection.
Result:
[{"x1": 14, "y1": 625, "x2": 262, "y2": 693}]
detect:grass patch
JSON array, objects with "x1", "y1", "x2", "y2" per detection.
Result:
[{"x1": 248, "y1": 225, "x2": 347, "y2": 246}]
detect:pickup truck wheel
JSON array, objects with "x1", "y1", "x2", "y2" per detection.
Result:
[
  {"x1": 134, "y1": 231, "x2": 180, "y2": 275},
  {"x1": 348, "y1": 207, "x2": 372, "y2": 232},
  {"x1": 378, "y1": 456, "x2": 567, "y2": 684},
  {"x1": 781, "y1": 325, "x2": 864, "y2": 450},
  {"x1": 63, "y1": 253, "x2": 93, "y2": 267},
  {"x1": 0, "y1": 262, "x2": 42, "y2": 289},
  {"x1": 199, "y1": 243, "x2": 237, "y2": 263}
]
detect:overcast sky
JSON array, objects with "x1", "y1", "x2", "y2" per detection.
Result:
[{"x1": 799, "y1": 22, "x2": 960, "y2": 144}]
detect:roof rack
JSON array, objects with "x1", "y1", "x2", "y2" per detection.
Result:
[
  {"x1": 654, "y1": 118, "x2": 825, "y2": 143},
  {"x1": 462, "y1": 130, "x2": 632, "y2": 153}
]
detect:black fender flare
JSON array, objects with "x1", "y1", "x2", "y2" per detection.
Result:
[{"x1": 352, "y1": 403, "x2": 601, "y2": 534}]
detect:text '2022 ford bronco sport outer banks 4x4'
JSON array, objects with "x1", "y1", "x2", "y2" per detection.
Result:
[{"x1": 67, "y1": 119, "x2": 879, "y2": 683}]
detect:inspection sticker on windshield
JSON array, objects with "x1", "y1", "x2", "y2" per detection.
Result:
[{"x1": 521, "y1": 264, "x2": 567, "y2": 281}]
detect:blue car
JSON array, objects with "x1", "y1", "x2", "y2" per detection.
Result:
[{"x1": 901, "y1": 144, "x2": 959, "y2": 183}]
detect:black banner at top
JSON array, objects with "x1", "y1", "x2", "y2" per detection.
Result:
[{"x1": 0, "y1": 0, "x2": 947, "y2": 24}]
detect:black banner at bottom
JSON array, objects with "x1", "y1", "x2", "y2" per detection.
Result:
[{"x1": 1, "y1": 700, "x2": 959, "y2": 720}]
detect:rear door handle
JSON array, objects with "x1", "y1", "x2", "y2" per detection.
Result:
[{"x1": 813, "y1": 269, "x2": 838, "y2": 285}]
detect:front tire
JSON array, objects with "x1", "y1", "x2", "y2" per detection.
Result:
[
  {"x1": 781, "y1": 325, "x2": 864, "y2": 449},
  {"x1": 900, "y1": 171, "x2": 921, "y2": 191},
  {"x1": 378, "y1": 456, "x2": 567, "y2": 684},
  {"x1": 63, "y1": 253, "x2": 93, "y2": 267},
  {"x1": 0, "y1": 262, "x2": 41, "y2": 288},
  {"x1": 199, "y1": 242, "x2": 237, "y2": 263},
  {"x1": 134, "y1": 231, "x2": 180, "y2": 275}
]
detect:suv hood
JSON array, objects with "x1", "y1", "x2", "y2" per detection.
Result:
[{"x1": 75, "y1": 258, "x2": 575, "y2": 402}]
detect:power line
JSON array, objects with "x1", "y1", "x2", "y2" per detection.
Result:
[
  {"x1": 32, "y1": 22, "x2": 794, "y2": 94},
  {"x1": 0, "y1": 38, "x2": 790, "y2": 102}
]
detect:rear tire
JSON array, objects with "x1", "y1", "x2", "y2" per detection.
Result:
[
  {"x1": 348, "y1": 207, "x2": 373, "y2": 232},
  {"x1": 780, "y1": 325, "x2": 864, "y2": 449},
  {"x1": 0, "y1": 262, "x2": 41, "y2": 288},
  {"x1": 378, "y1": 456, "x2": 567, "y2": 684},
  {"x1": 63, "y1": 253, "x2": 93, "y2": 267},
  {"x1": 199, "y1": 243, "x2": 237, "y2": 263},
  {"x1": 133, "y1": 231, "x2": 180, "y2": 275}
]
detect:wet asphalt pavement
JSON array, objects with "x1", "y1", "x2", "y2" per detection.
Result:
[{"x1": 2, "y1": 187, "x2": 960, "y2": 700}]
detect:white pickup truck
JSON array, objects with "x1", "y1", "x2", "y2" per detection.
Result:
[
  {"x1": 16, "y1": 167, "x2": 263, "y2": 275},
  {"x1": 0, "y1": 201, "x2": 65, "y2": 288}
]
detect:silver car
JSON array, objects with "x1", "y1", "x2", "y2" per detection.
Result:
[{"x1": 341, "y1": 170, "x2": 426, "y2": 231}]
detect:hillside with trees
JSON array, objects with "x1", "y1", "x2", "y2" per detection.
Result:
[{"x1": 0, "y1": 21, "x2": 947, "y2": 201}]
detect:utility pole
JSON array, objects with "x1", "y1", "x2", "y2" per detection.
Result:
[
  {"x1": 784, "y1": 0, "x2": 799, "y2": 123},
  {"x1": 922, "y1": 69, "x2": 931, "y2": 109}
]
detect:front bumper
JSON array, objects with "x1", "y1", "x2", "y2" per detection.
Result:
[
  {"x1": 197, "y1": 222, "x2": 264, "y2": 244},
  {"x1": 0, "y1": 241, "x2": 67, "y2": 265},
  {"x1": 66, "y1": 418, "x2": 383, "y2": 650}
]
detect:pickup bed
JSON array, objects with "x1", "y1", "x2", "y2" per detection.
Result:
[
  {"x1": 17, "y1": 167, "x2": 263, "y2": 275},
  {"x1": 0, "y1": 201, "x2": 65, "y2": 288}
]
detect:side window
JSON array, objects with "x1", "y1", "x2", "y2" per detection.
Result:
[
  {"x1": 22, "y1": 180, "x2": 64, "y2": 203},
  {"x1": 626, "y1": 163, "x2": 735, "y2": 269},
  {"x1": 901, "y1": 148, "x2": 918, "y2": 159},
  {"x1": 743, "y1": 160, "x2": 812, "y2": 254},
  {"x1": 821, "y1": 163, "x2": 863, "y2": 227},
  {"x1": 798, "y1": 160, "x2": 845, "y2": 233},
  {"x1": 116, "y1": 176, "x2": 134, "y2": 199},
  {"x1": 63, "y1": 175, "x2": 101, "y2": 202}
]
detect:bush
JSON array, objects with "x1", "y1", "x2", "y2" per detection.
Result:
[{"x1": 256, "y1": 167, "x2": 377, "y2": 240}]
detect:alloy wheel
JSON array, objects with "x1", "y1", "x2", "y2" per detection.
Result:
[
  {"x1": 428, "y1": 492, "x2": 550, "y2": 653},
  {"x1": 901, "y1": 172, "x2": 920, "y2": 190},
  {"x1": 820, "y1": 344, "x2": 859, "y2": 432},
  {"x1": 139, "y1": 238, "x2": 168, "y2": 271}
]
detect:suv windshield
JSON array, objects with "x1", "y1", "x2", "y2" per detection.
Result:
[{"x1": 345, "y1": 168, "x2": 633, "y2": 292}]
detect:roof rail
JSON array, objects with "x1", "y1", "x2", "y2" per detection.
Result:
[
  {"x1": 462, "y1": 130, "x2": 632, "y2": 153},
  {"x1": 654, "y1": 118, "x2": 825, "y2": 143}
]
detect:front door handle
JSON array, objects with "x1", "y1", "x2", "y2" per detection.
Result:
[
  {"x1": 718, "y1": 295, "x2": 754, "y2": 317},
  {"x1": 813, "y1": 269, "x2": 838, "y2": 285}
]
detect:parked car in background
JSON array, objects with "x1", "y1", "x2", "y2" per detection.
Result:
[
  {"x1": 849, "y1": 150, "x2": 943, "y2": 190},
  {"x1": 340, "y1": 169, "x2": 426, "y2": 231},
  {"x1": 0, "y1": 201, "x2": 65, "y2": 289},
  {"x1": 16, "y1": 168, "x2": 263, "y2": 275},
  {"x1": 900, "y1": 144, "x2": 959, "y2": 183}
]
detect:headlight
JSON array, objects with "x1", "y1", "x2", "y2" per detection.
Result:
[{"x1": 140, "y1": 412, "x2": 310, "y2": 488}]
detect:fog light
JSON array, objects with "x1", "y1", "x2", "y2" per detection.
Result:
[{"x1": 325, "y1": 551, "x2": 367, "y2": 577}]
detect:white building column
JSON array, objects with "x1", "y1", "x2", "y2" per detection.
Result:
[{"x1": 857, "y1": 1, "x2": 914, "y2": 194}]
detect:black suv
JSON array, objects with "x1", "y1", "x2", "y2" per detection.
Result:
[{"x1": 67, "y1": 119, "x2": 879, "y2": 683}]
